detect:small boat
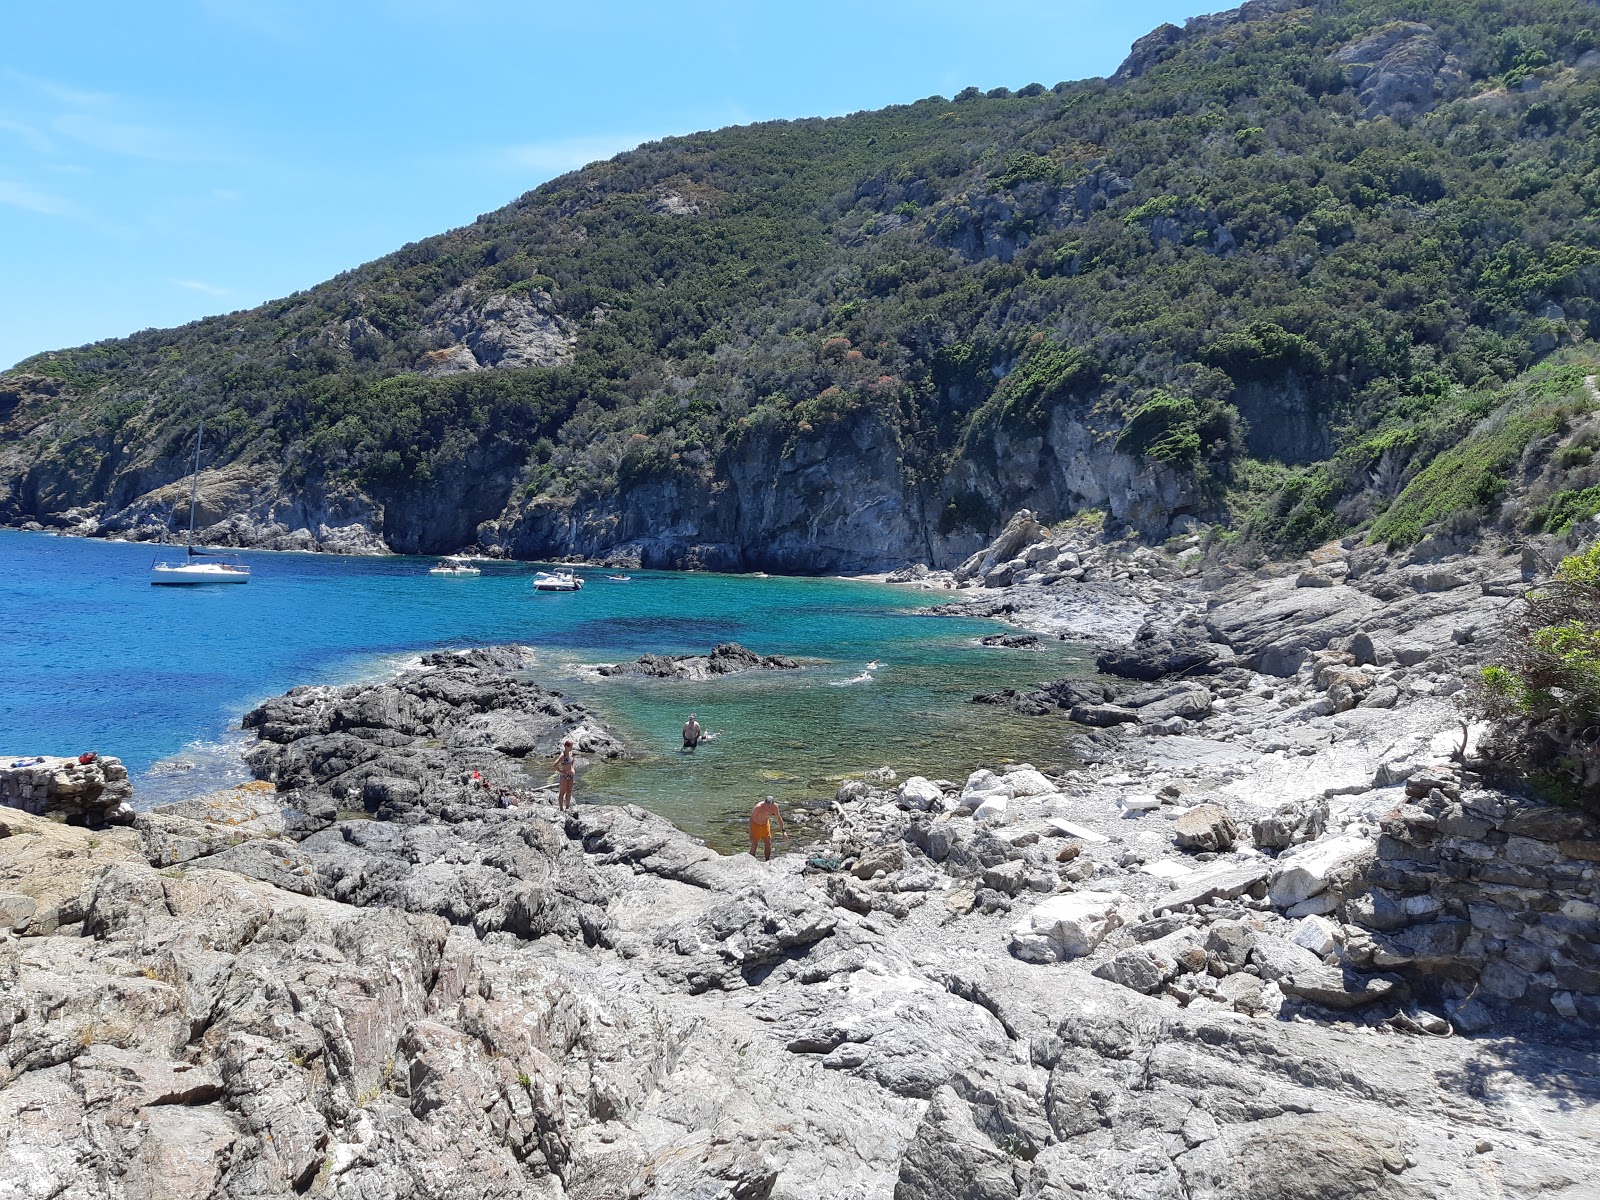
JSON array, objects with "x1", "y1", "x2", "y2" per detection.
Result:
[
  {"x1": 606, "y1": 573, "x2": 632, "y2": 583},
  {"x1": 534, "y1": 570, "x2": 583, "y2": 592},
  {"x1": 149, "y1": 420, "x2": 251, "y2": 586},
  {"x1": 429, "y1": 556, "x2": 482, "y2": 577}
]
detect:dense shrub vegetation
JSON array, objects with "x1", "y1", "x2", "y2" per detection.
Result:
[
  {"x1": 13, "y1": 0, "x2": 1600, "y2": 549},
  {"x1": 1476, "y1": 543, "x2": 1600, "y2": 808}
]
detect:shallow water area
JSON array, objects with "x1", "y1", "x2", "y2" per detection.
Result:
[{"x1": 0, "y1": 529, "x2": 1088, "y2": 845}]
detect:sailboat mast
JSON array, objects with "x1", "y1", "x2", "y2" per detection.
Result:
[{"x1": 187, "y1": 419, "x2": 203, "y2": 547}]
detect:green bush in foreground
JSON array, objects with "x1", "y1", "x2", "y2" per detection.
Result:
[{"x1": 1475, "y1": 544, "x2": 1600, "y2": 808}]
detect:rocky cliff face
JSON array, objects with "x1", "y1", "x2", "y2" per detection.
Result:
[
  {"x1": 5, "y1": 384, "x2": 1197, "y2": 567},
  {"x1": 468, "y1": 405, "x2": 1198, "y2": 570}
]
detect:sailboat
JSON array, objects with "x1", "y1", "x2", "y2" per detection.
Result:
[{"x1": 149, "y1": 420, "x2": 251, "y2": 586}]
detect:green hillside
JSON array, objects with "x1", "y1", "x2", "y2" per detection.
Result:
[{"x1": 7, "y1": 0, "x2": 1600, "y2": 563}]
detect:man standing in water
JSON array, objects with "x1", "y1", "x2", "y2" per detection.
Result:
[
  {"x1": 682, "y1": 713, "x2": 703, "y2": 752},
  {"x1": 749, "y1": 795, "x2": 786, "y2": 861},
  {"x1": 555, "y1": 738, "x2": 577, "y2": 811}
]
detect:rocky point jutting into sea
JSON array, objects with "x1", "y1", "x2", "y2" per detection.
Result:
[{"x1": 3, "y1": 513, "x2": 1598, "y2": 1199}]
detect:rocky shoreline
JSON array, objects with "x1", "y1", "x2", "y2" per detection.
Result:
[{"x1": 3, "y1": 524, "x2": 1600, "y2": 1197}]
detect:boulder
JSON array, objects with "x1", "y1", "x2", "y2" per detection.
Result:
[
  {"x1": 1096, "y1": 620, "x2": 1227, "y2": 681},
  {"x1": 1136, "y1": 685, "x2": 1214, "y2": 723},
  {"x1": 1322, "y1": 668, "x2": 1373, "y2": 712},
  {"x1": 1093, "y1": 929, "x2": 1202, "y2": 993},
  {"x1": 1289, "y1": 915, "x2": 1339, "y2": 958},
  {"x1": 897, "y1": 777, "x2": 944, "y2": 811},
  {"x1": 954, "y1": 510, "x2": 1047, "y2": 583},
  {"x1": 1251, "y1": 797, "x2": 1329, "y2": 851},
  {"x1": 1069, "y1": 703, "x2": 1140, "y2": 727},
  {"x1": 851, "y1": 845, "x2": 904, "y2": 880},
  {"x1": 972, "y1": 793, "x2": 1008, "y2": 825},
  {"x1": 1279, "y1": 967, "x2": 1402, "y2": 1010},
  {"x1": 1205, "y1": 920, "x2": 1257, "y2": 973},
  {"x1": 1152, "y1": 864, "x2": 1270, "y2": 913},
  {"x1": 1172, "y1": 803, "x2": 1238, "y2": 852},
  {"x1": 1001, "y1": 766, "x2": 1056, "y2": 798},
  {"x1": 1249, "y1": 936, "x2": 1326, "y2": 982},
  {"x1": 1009, "y1": 891, "x2": 1135, "y2": 962},
  {"x1": 1268, "y1": 834, "x2": 1371, "y2": 908}
]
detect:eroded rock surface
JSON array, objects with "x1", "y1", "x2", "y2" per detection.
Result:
[{"x1": 594, "y1": 642, "x2": 800, "y2": 680}]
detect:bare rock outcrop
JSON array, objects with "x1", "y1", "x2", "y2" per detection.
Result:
[
  {"x1": 419, "y1": 286, "x2": 577, "y2": 374},
  {"x1": 1333, "y1": 21, "x2": 1464, "y2": 120},
  {"x1": 595, "y1": 642, "x2": 799, "y2": 680},
  {"x1": 0, "y1": 753, "x2": 133, "y2": 827}
]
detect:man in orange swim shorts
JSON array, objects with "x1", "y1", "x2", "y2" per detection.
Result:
[{"x1": 749, "y1": 795, "x2": 786, "y2": 861}]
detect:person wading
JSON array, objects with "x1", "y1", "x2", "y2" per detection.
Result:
[
  {"x1": 555, "y1": 739, "x2": 577, "y2": 811},
  {"x1": 749, "y1": 795, "x2": 786, "y2": 861},
  {"x1": 682, "y1": 713, "x2": 703, "y2": 752}
]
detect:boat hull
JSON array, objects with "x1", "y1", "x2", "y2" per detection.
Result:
[{"x1": 150, "y1": 564, "x2": 250, "y2": 585}]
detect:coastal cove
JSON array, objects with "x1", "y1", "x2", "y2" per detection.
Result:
[{"x1": 0, "y1": 529, "x2": 1087, "y2": 845}]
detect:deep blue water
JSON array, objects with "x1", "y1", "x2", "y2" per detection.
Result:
[{"x1": 0, "y1": 530, "x2": 1087, "y2": 843}]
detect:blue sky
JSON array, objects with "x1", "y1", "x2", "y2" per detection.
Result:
[{"x1": 2, "y1": 0, "x2": 1207, "y2": 370}]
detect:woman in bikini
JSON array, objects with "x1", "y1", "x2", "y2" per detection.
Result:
[{"x1": 555, "y1": 739, "x2": 577, "y2": 811}]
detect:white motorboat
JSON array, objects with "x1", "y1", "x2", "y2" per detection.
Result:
[
  {"x1": 606, "y1": 573, "x2": 632, "y2": 582},
  {"x1": 149, "y1": 420, "x2": 251, "y2": 586},
  {"x1": 429, "y1": 556, "x2": 482, "y2": 577},
  {"x1": 533, "y1": 570, "x2": 583, "y2": 592}
]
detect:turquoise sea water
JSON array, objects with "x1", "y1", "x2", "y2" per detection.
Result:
[{"x1": 0, "y1": 529, "x2": 1087, "y2": 845}]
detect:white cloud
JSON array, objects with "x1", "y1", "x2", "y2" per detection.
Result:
[
  {"x1": 170, "y1": 278, "x2": 233, "y2": 296},
  {"x1": 52, "y1": 113, "x2": 191, "y2": 162},
  {"x1": 0, "y1": 179, "x2": 75, "y2": 215},
  {"x1": 0, "y1": 114, "x2": 52, "y2": 152}
]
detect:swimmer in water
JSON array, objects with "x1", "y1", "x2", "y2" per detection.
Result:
[
  {"x1": 749, "y1": 795, "x2": 787, "y2": 861},
  {"x1": 866, "y1": 660, "x2": 881, "y2": 670},
  {"x1": 682, "y1": 713, "x2": 703, "y2": 752}
]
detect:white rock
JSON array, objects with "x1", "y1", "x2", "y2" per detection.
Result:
[
  {"x1": 1289, "y1": 915, "x2": 1338, "y2": 958},
  {"x1": 1002, "y1": 766, "x2": 1056, "y2": 797},
  {"x1": 897, "y1": 776, "x2": 943, "y2": 811},
  {"x1": 864, "y1": 766, "x2": 897, "y2": 785},
  {"x1": 1268, "y1": 834, "x2": 1370, "y2": 908},
  {"x1": 1046, "y1": 819, "x2": 1109, "y2": 844},
  {"x1": 1009, "y1": 891, "x2": 1135, "y2": 961},
  {"x1": 1285, "y1": 892, "x2": 1339, "y2": 918},
  {"x1": 963, "y1": 768, "x2": 1003, "y2": 792},
  {"x1": 1120, "y1": 795, "x2": 1163, "y2": 812},
  {"x1": 961, "y1": 768, "x2": 1013, "y2": 814},
  {"x1": 972, "y1": 793, "x2": 1009, "y2": 825},
  {"x1": 1140, "y1": 860, "x2": 1193, "y2": 880}
]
